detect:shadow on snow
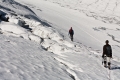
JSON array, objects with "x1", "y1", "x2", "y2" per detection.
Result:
[{"x1": 111, "y1": 66, "x2": 120, "y2": 70}]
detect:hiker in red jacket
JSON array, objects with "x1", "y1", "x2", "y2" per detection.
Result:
[{"x1": 69, "y1": 27, "x2": 74, "y2": 41}]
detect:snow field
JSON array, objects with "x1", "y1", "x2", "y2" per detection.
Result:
[
  {"x1": 45, "y1": 0, "x2": 120, "y2": 25},
  {"x1": 0, "y1": 0, "x2": 120, "y2": 80},
  {"x1": 0, "y1": 35, "x2": 74, "y2": 80}
]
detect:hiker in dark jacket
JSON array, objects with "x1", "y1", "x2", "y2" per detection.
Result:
[
  {"x1": 69, "y1": 27, "x2": 74, "y2": 41},
  {"x1": 102, "y1": 40, "x2": 112, "y2": 69}
]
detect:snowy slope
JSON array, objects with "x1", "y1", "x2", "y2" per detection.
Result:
[
  {"x1": 0, "y1": 35, "x2": 73, "y2": 80},
  {"x1": 0, "y1": 0, "x2": 120, "y2": 80},
  {"x1": 16, "y1": 0, "x2": 120, "y2": 58},
  {"x1": 43, "y1": 0, "x2": 120, "y2": 24}
]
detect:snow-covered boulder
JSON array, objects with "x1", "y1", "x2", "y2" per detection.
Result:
[
  {"x1": 41, "y1": 39, "x2": 73, "y2": 54},
  {"x1": 0, "y1": 22, "x2": 29, "y2": 39},
  {"x1": 24, "y1": 18, "x2": 41, "y2": 28},
  {"x1": 0, "y1": 10, "x2": 9, "y2": 22},
  {"x1": 9, "y1": 18, "x2": 25, "y2": 26},
  {"x1": 33, "y1": 26, "x2": 63, "y2": 41},
  {"x1": 0, "y1": 22, "x2": 26, "y2": 34},
  {"x1": 29, "y1": 34, "x2": 42, "y2": 43}
]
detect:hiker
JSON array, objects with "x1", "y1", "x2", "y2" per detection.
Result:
[
  {"x1": 69, "y1": 27, "x2": 74, "y2": 41},
  {"x1": 102, "y1": 40, "x2": 112, "y2": 69}
]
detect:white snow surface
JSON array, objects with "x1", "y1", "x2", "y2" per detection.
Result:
[{"x1": 0, "y1": 0, "x2": 120, "y2": 80}]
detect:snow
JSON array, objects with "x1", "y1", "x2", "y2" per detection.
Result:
[
  {"x1": 0, "y1": 0, "x2": 120, "y2": 80},
  {"x1": 0, "y1": 35, "x2": 73, "y2": 80}
]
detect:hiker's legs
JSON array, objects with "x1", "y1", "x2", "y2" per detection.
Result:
[
  {"x1": 104, "y1": 56, "x2": 107, "y2": 67},
  {"x1": 107, "y1": 57, "x2": 111, "y2": 69},
  {"x1": 70, "y1": 34, "x2": 73, "y2": 41}
]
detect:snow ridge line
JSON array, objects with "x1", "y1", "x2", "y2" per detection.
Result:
[{"x1": 0, "y1": 0, "x2": 36, "y2": 16}]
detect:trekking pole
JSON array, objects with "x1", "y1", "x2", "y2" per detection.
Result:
[
  {"x1": 102, "y1": 56, "x2": 104, "y2": 65},
  {"x1": 102, "y1": 58, "x2": 103, "y2": 65}
]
